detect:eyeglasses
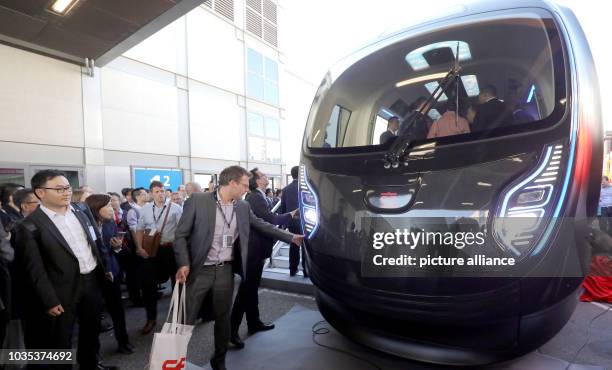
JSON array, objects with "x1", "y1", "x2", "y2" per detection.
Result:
[{"x1": 40, "y1": 186, "x2": 72, "y2": 194}]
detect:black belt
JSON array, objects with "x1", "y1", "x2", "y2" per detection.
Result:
[{"x1": 204, "y1": 261, "x2": 232, "y2": 267}]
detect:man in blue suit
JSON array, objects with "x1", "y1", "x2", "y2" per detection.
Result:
[{"x1": 279, "y1": 166, "x2": 306, "y2": 276}]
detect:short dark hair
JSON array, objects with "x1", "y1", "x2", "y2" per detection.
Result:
[
  {"x1": 218, "y1": 166, "x2": 250, "y2": 186},
  {"x1": 291, "y1": 166, "x2": 299, "y2": 180},
  {"x1": 85, "y1": 194, "x2": 111, "y2": 222},
  {"x1": 149, "y1": 181, "x2": 164, "y2": 191},
  {"x1": 249, "y1": 168, "x2": 260, "y2": 191},
  {"x1": 13, "y1": 188, "x2": 35, "y2": 210},
  {"x1": 1, "y1": 183, "x2": 23, "y2": 205},
  {"x1": 31, "y1": 169, "x2": 66, "y2": 190},
  {"x1": 131, "y1": 187, "x2": 145, "y2": 200},
  {"x1": 121, "y1": 187, "x2": 132, "y2": 197},
  {"x1": 275, "y1": 189, "x2": 282, "y2": 197}
]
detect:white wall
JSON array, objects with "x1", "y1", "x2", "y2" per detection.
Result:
[
  {"x1": 123, "y1": 17, "x2": 187, "y2": 75},
  {"x1": 186, "y1": 8, "x2": 245, "y2": 94},
  {"x1": 188, "y1": 80, "x2": 243, "y2": 160},
  {"x1": 0, "y1": 44, "x2": 84, "y2": 148},
  {"x1": 100, "y1": 67, "x2": 180, "y2": 155}
]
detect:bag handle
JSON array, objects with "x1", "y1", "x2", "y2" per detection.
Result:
[
  {"x1": 159, "y1": 202, "x2": 172, "y2": 236},
  {"x1": 164, "y1": 282, "x2": 188, "y2": 334}
]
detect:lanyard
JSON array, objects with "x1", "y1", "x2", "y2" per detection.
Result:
[
  {"x1": 152, "y1": 204, "x2": 167, "y2": 224},
  {"x1": 216, "y1": 201, "x2": 235, "y2": 229}
]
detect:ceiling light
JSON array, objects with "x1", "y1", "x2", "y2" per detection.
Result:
[
  {"x1": 396, "y1": 72, "x2": 447, "y2": 88},
  {"x1": 49, "y1": 0, "x2": 79, "y2": 15}
]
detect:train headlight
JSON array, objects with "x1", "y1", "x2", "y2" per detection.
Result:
[
  {"x1": 493, "y1": 145, "x2": 564, "y2": 259},
  {"x1": 299, "y1": 164, "x2": 320, "y2": 239}
]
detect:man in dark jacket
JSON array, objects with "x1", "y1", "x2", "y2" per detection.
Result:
[
  {"x1": 379, "y1": 116, "x2": 400, "y2": 144},
  {"x1": 279, "y1": 166, "x2": 306, "y2": 276},
  {"x1": 15, "y1": 170, "x2": 111, "y2": 370},
  {"x1": 471, "y1": 85, "x2": 513, "y2": 133},
  {"x1": 229, "y1": 168, "x2": 296, "y2": 348}
]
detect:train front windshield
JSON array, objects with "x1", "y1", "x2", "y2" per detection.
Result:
[{"x1": 306, "y1": 9, "x2": 564, "y2": 150}]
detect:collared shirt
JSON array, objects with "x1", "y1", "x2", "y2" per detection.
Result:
[
  {"x1": 39, "y1": 204, "x2": 97, "y2": 274},
  {"x1": 127, "y1": 204, "x2": 142, "y2": 231},
  {"x1": 205, "y1": 192, "x2": 238, "y2": 265},
  {"x1": 136, "y1": 201, "x2": 183, "y2": 243}
]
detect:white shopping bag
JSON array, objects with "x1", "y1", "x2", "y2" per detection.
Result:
[{"x1": 148, "y1": 282, "x2": 193, "y2": 370}]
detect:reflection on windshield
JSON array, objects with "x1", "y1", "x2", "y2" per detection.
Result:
[{"x1": 307, "y1": 11, "x2": 559, "y2": 149}]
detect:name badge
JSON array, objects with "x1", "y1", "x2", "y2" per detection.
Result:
[
  {"x1": 223, "y1": 234, "x2": 233, "y2": 248},
  {"x1": 88, "y1": 226, "x2": 97, "y2": 241},
  {"x1": 149, "y1": 228, "x2": 157, "y2": 236}
]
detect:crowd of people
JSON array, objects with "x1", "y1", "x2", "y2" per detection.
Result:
[
  {"x1": 0, "y1": 165, "x2": 305, "y2": 370},
  {"x1": 379, "y1": 84, "x2": 534, "y2": 144}
]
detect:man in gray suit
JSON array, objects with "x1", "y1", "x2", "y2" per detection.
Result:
[{"x1": 174, "y1": 166, "x2": 303, "y2": 370}]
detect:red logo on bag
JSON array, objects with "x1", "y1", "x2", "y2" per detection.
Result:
[{"x1": 162, "y1": 357, "x2": 185, "y2": 370}]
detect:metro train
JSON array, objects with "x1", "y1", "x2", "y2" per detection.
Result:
[{"x1": 299, "y1": 0, "x2": 602, "y2": 365}]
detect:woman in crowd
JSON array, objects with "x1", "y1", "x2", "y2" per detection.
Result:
[{"x1": 85, "y1": 194, "x2": 134, "y2": 354}]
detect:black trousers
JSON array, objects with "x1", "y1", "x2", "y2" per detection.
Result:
[
  {"x1": 186, "y1": 264, "x2": 234, "y2": 369},
  {"x1": 101, "y1": 276, "x2": 129, "y2": 346},
  {"x1": 115, "y1": 250, "x2": 142, "y2": 304},
  {"x1": 141, "y1": 246, "x2": 177, "y2": 321},
  {"x1": 24, "y1": 272, "x2": 103, "y2": 370},
  {"x1": 289, "y1": 243, "x2": 307, "y2": 274},
  {"x1": 230, "y1": 259, "x2": 265, "y2": 334},
  {"x1": 288, "y1": 219, "x2": 306, "y2": 274}
]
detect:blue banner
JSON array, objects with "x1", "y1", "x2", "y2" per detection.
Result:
[{"x1": 133, "y1": 168, "x2": 183, "y2": 191}]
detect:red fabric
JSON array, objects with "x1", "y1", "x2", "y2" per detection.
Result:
[{"x1": 580, "y1": 255, "x2": 612, "y2": 303}]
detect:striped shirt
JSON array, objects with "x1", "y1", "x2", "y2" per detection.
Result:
[{"x1": 39, "y1": 204, "x2": 98, "y2": 274}]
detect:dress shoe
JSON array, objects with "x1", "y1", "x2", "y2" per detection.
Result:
[
  {"x1": 229, "y1": 334, "x2": 245, "y2": 349},
  {"x1": 289, "y1": 271, "x2": 297, "y2": 277},
  {"x1": 117, "y1": 341, "x2": 135, "y2": 354},
  {"x1": 248, "y1": 322, "x2": 275, "y2": 334},
  {"x1": 140, "y1": 320, "x2": 156, "y2": 335}
]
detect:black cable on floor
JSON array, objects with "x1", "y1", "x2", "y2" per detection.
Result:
[
  {"x1": 311, "y1": 320, "x2": 383, "y2": 370},
  {"x1": 564, "y1": 304, "x2": 612, "y2": 370}
]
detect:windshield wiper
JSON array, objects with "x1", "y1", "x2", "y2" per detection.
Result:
[{"x1": 384, "y1": 43, "x2": 462, "y2": 169}]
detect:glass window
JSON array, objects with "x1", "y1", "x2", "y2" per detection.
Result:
[
  {"x1": 306, "y1": 10, "x2": 563, "y2": 148},
  {"x1": 247, "y1": 48, "x2": 263, "y2": 74},
  {"x1": 265, "y1": 117, "x2": 280, "y2": 139},
  {"x1": 316, "y1": 105, "x2": 351, "y2": 148},
  {"x1": 248, "y1": 112, "x2": 265, "y2": 136},
  {"x1": 264, "y1": 80, "x2": 279, "y2": 105},
  {"x1": 246, "y1": 47, "x2": 279, "y2": 106},
  {"x1": 265, "y1": 58, "x2": 278, "y2": 81},
  {"x1": 247, "y1": 73, "x2": 264, "y2": 101},
  {"x1": 372, "y1": 115, "x2": 388, "y2": 145}
]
